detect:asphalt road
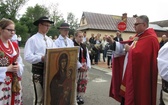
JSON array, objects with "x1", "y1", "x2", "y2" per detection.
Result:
[{"x1": 83, "y1": 68, "x2": 119, "y2": 105}]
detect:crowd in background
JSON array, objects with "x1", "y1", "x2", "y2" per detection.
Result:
[{"x1": 67, "y1": 31, "x2": 124, "y2": 68}]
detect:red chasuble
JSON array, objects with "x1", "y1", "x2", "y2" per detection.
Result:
[
  {"x1": 109, "y1": 55, "x2": 125, "y2": 102},
  {"x1": 109, "y1": 28, "x2": 159, "y2": 105}
]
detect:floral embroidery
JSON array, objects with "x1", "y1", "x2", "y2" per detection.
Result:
[
  {"x1": 0, "y1": 95, "x2": 10, "y2": 101},
  {"x1": 5, "y1": 76, "x2": 12, "y2": 85},
  {"x1": 3, "y1": 94, "x2": 10, "y2": 100},
  {"x1": 77, "y1": 79, "x2": 88, "y2": 92},
  {"x1": 15, "y1": 99, "x2": 21, "y2": 104},
  {"x1": 0, "y1": 57, "x2": 9, "y2": 66},
  {"x1": 2, "y1": 87, "x2": 10, "y2": 91}
]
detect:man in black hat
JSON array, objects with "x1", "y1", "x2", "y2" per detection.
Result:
[{"x1": 24, "y1": 16, "x2": 55, "y2": 105}]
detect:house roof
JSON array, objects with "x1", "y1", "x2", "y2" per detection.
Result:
[
  {"x1": 78, "y1": 12, "x2": 167, "y2": 32},
  {"x1": 150, "y1": 20, "x2": 168, "y2": 27},
  {"x1": 78, "y1": 12, "x2": 136, "y2": 32},
  {"x1": 149, "y1": 24, "x2": 167, "y2": 31}
]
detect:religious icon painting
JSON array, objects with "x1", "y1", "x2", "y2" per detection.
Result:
[{"x1": 43, "y1": 47, "x2": 78, "y2": 105}]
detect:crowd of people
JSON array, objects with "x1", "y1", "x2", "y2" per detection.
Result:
[
  {"x1": 72, "y1": 31, "x2": 124, "y2": 69},
  {"x1": 0, "y1": 14, "x2": 168, "y2": 105}
]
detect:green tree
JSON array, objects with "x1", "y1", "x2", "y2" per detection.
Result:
[
  {"x1": 47, "y1": 3, "x2": 63, "y2": 24},
  {"x1": 19, "y1": 16, "x2": 34, "y2": 34},
  {"x1": 15, "y1": 22, "x2": 29, "y2": 46},
  {"x1": 48, "y1": 19, "x2": 65, "y2": 37},
  {"x1": 25, "y1": 4, "x2": 49, "y2": 21},
  {"x1": 20, "y1": 4, "x2": 50, "y2": 35},
  {"x1": 0, "y1": 0, "x2": 29, "y2": 20},
  {"x1": 66, "y1": 12, "x2": 79, "y2": 35},
  {"x1": 0, "y1": 3, "x2": 8, "y2": 19},
  {"x1": 47, "y1": 3, "x2": 65, "y2": 37}
]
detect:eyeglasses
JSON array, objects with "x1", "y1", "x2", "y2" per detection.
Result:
[
  {"x1": 61, "y1": 29, "x2": 69, "y2": 31},
  {"x1": 5, "y1": 28, "x2": 16, "y2": 33},
  {"x1": 41, "y1": 23, "x2": 51, "y2": 28},
  {"x1": 134, "y1": 23, "x2": 144, "y2": 26}
]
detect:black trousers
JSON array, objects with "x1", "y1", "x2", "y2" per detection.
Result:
[
  {"x1": 159, "y1": 90, "x2": 165, "y2": 105},
  {"x1": 32, "y1": 62, "x2": 44, "y2": 105},
  {"x1": 90, "y1": 54, "x2": 94, "y2": 64},
  {"x1": 102, "y1": 50, "x2": 106, "y2": 62},
  {"x1": 107, "y1": 56, "x2": 112, "y2": 66},
  {"x1": 94, "y1": 52, "x2": 99, "y2": 64},
  {"x1": 121, "y1": 97, "x2": 125, "y2": 105},
  {"x1": 159, "y1": 79, "x2": 168, "y2": 105}
]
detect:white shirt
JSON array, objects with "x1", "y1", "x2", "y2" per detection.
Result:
[
  {"x1": 113, "y1": 42, "x2": 125, "y2": 58},
  {"x1": 83, "y1": 37, "x2": 86, "y2": 43},
  {"x1": 101, "y1": 40, "x2": 108, "y2": 50},
  {"x1": 157, "y1": 42, "x2": 168, "y2": 81},
  {"x1": 54, "y1": 35, "x2": 82, "y2": 69},
  {"x1": 17, "y1": 37, "x2": 21, "y2": 41},
  {"x1": 11, "y1": 34, "x2": 18, "y2": 43},
  {"x1": 24, "y1": 32, "x2": 56, "y2": 64},
  {"x1": 54, "y1": 35, "x2": 74, "y2": 47},
  {"x1": 0, "y1": 40, "x2": 24, "y2": 82},
  {"x1": 96, "y1": 40, "x2": 101, "y2": 44},
  {"x1": 80, "y1": 47, "x2": 91, "y2": 69}
]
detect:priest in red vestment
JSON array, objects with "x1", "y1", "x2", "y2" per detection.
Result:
[{"x1": 108, "y1": 15, "x2": 159, "y2": 105}]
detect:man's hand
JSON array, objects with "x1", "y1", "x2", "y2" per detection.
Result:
[
  {"x1": 124, "y1": 44, "x2": 130, "y2": 52},
  {"x1": 41, "y1": 56, "x2": 45, "y2": 62}
]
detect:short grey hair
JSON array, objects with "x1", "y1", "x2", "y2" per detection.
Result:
[{"x1": 137, "y1": 15, "x2": 149, "y2": 27}]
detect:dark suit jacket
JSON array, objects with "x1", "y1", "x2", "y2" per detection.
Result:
[{"x1": 114, "y1": 37, "x2": 123, "y2": 42}]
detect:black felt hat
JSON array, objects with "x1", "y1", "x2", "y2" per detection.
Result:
[
  {"x1": 33, "y1": 16, "x2": 54, "y2": 26},
  {"x1": 57, "y1": 23, "x2": 70, "y2": 29}
]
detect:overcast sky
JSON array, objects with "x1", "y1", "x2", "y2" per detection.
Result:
[{"x1": 19, "y1": 0, "x2": 168, "y2": 22}]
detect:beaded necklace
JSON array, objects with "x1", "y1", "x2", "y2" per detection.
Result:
[{"x1": 0, "y1": 39, "x2": 16, "y2": 57}]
